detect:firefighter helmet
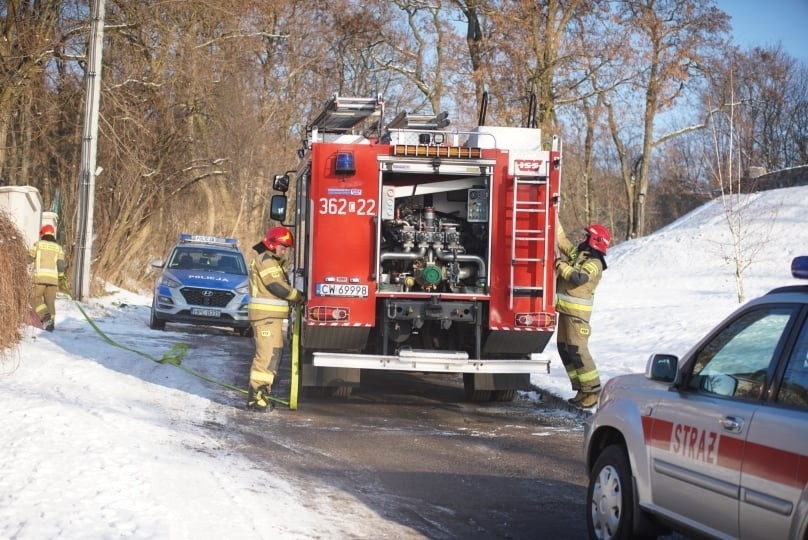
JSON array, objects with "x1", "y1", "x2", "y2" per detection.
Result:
[
  {"x1": 40, "y1": 224, "x2": 56, "y2": 238},
  {"x1": 262, "y1": 226, "x2": 293, "y2": 251},
  {"x1": 584, "y1": 224, "x2": 611, "y2": 254}
]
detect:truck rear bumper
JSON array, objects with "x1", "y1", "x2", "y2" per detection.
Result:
[{"x1": 313, "y1": 348, "x2": 551, "y2": 374}]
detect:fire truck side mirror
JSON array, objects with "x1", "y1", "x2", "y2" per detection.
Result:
[
  {"x1": 273, "y1": 174, "x2": 290, "y2": 193},
  {"x1": 270, "y1": 195, "x2": 287, "y2": 222}
]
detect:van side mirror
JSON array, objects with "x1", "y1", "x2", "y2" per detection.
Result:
[
  {"x1": 645, "y1": 353, "x2": 678, "y2": 383},
  {"x1": 270, "y1": 195, "x2": 287, "y2": 222}
]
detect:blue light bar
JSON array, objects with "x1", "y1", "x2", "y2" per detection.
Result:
[
  {"x1": 335, "y1": 151, "x2": 355, "y2": 175},
  {"x1": 792, "y1": 256, "x2": 808, "y2": 279},
  {"x1": 179, "y1": 233, "x2": 238, "y2": 247}
]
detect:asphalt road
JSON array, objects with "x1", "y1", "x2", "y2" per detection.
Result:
[{"x1": 212, "y1": 350, "x2": 593, "y2": 540}]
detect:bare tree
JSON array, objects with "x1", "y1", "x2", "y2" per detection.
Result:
[
  {"x1": 4, "y1": 0, "x2": 803, "y2": 296},
  {"x1": 704, "y1": 45, "x2": 808, "y2": 172},
  {"x1": 705, "y1": 89, "x2": 779, "y2": 303},
  {"x1": 608, "y1": 0, "x2": 729, "y2": 239},
  {"x1": 0, "y1": 0, "x2": 85, "y2": 181}
]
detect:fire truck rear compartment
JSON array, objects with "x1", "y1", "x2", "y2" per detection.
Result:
[
  {"x1": 289, "y1": 94, "x2": 559, "y2": 402},
  {"x1": 301, "y1": 299, "x2": 553, "y2": 400}
]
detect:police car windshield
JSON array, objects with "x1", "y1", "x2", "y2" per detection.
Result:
[{"x1": 169, "y1": 248, "x2": 247, "y2": 275}]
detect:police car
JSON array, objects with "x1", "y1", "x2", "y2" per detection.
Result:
[
  {"x1": 150, "y1": 234, "x2": 251, "y2": 336},
  {"x1": 584, "y1": 256, "x2": 808, "y2": 539}
]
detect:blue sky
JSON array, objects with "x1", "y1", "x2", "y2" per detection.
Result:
[{"x1": 716, "y1": 0, "x2": 808, "y2": 63}]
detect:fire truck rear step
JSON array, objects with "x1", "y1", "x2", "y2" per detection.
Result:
[{"x1": 313, "y1": 349, "x2": 551, "y2": 374}]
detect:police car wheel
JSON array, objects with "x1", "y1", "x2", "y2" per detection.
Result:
[
  {"x1": 587, "y1": 444, "x2": 635, "y2": 540},
  {"x1": 149, "y1": 306, "x2": 166, "y2": 331}
]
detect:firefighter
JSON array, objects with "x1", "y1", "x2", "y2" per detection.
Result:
[
  {"x1": 29, "y1": 224, "x2": 66, "y2": 332},
  {"x1": 246, "y1": 226, "x2": 303, "y2": 411},
  {"x1": 554, "y1": 220, "x2": 610, "y2": 409}
]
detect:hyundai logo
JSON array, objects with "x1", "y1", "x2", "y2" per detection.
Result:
[{"x1": 201, "y1": 290, "x2": 214, "y2": 297}]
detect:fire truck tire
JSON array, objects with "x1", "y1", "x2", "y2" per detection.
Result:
[
  {"x1": 332, "y1": 386, "x2": 353, "y2": 398},
  {"x1": 491, "y1": 389, "x2": 517, "y2": 402},
  {"x1": 467, "y1": 390, "x2": 492, "y2": 401},
  {"x1": 463, "y1": 373, "x2": 491, "y2": 401}
]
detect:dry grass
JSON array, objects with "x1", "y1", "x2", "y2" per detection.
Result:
[{"x1": 0, "y1": 210, "x2": 31, "y2": 358}]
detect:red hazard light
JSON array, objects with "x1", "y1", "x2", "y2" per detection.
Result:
[
  {"x1": 308, "y1": 306, "x2": 350, "y2": 322},
  {"x1": 515, "y1": 312, "x2": 555, "y2": 329}
]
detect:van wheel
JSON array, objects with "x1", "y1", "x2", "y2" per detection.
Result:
[{"x1": 587, "y1": 444, "x2": 637, "y2": 540}]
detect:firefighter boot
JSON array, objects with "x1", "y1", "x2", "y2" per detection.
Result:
[
  {"x1": 577, "y1": 391, "x2": 600, "y2": 409},
  {"x1": 247, "y1": 385, "x2": 274, "y2": 412},
  {"x1": 567, "y1": 390, "x2": 587, "y2": 405}
]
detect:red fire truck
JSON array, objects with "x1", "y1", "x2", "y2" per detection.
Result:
[{"x1": 270, "y1": 93, "x2": 561, "y2": 401}]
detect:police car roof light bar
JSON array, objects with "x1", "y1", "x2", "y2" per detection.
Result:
[
  {"x1": 791, "y1": 256, "x2": 808, "y2": 279},
  {"x1": 179, "y1": 233, "x2": 238, "y2": 248}
]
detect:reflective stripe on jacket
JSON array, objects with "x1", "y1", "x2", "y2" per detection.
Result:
[
  {"x1": 247, "y1": 253, "x2": 297, "y2": 319},
  {"x1": 29, "y1": 240, "x2": 65, "y2": 286},
  {"x1": 555, "y1": 224, "x2": 603, "y2": 322},
  {"x1": 555, "y1": 255, "x2": 602, "y2": 321}
]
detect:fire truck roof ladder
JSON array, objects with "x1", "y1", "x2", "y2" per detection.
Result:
[
  {"x1": 510, "y1": 175, "x2": 550, "y2": 309},
  {"x1": 309, "y1": 94, "x2": 384, "y2": 136},
  {"x1": 386, "y1": 110, "x2": 450, "y2": 131}
]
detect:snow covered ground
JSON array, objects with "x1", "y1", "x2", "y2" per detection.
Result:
[{"x1": 1, "y1": 185, "x2": 805, "y2": 538}]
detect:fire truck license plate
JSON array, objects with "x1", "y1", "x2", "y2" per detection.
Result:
[
  {"x1": 316, "y1": 283, "x2": 369, "y2": 297},
  {"x1": 190, "y1": 308, "x2": 221, "y2": 317}
]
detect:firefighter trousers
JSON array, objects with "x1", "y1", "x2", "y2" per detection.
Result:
[
  {"x1": 31, "y1": 283, "x2": 57, "y2": 324},
  {"x1": 556, "y1": 313, "x2": 601, "y2": 393},
  {"x1": 248, "y1": 317, "x2": 285, "y2": 392}
]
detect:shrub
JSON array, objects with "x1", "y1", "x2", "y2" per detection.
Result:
[{"x1": 0, "y1": 211, "x2": 31, "y2": 356}]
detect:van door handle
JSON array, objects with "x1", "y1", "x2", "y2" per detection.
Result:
[{"x1": 719, "y1": 416, "x2": 743, "y2": 433}]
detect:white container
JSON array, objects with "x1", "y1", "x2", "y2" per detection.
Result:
[
  {"x1": 42, "y1": 211, "x2": 59, "y2": 233},
  {"x1": 0, "y1": 185, "x2": 43, "y2": 247}
]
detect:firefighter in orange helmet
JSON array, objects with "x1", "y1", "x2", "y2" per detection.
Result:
[
  {"x1": 554, "y1": 220, "x2": 610, "y2": 409},
  {"x1": 29, "y1": 224, "x2": 66, "y2": 331},
  {"x1": 246, "y1": 226, "x2": 303, "y2": 411}
]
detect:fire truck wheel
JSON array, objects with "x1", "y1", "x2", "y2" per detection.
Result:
[
  {"x1": 331, "y1": 386, "x2": 353, "y2": 398},
  {"x1": 463, "y1": 374, "x2": 491, "y2": 402},
  {"x1": 466, "y1": 390, "x2": 492, "y2": 402},
  {"x1": 491, "y1": 389, "x2": 517, "y2": 402}
]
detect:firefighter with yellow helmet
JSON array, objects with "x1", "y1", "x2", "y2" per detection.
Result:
[
  {"x1": 554, "y1": 220, "x2": 611, "y2": 409},
  {"x1": 29, "y1": 224, "x2": 66, "y2": 332},
  {"x1": 246, "y1": 226, "x2": 303, "y2": 411}
]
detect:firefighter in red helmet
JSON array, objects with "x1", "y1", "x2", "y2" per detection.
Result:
[
  {"x1": 554, "y1": 219, "x2": 611, "y2": 408},
  {"x1": 246, "y1": 225, "x2": 303, "y2": 411},
  {"x1": 29, "y1": 224, "x2": 66, "y2": 331}
]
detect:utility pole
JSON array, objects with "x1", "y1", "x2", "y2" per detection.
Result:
[{"x1": 72, "y1": 0, "x2": 106, "y2": 301}]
